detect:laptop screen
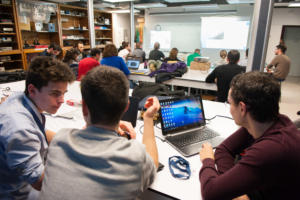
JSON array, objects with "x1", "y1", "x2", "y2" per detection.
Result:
[
  {"x1": 159, "y1": 96, "x2": 206, "y2": 135},
  {"x1": 126, "y1": 60, "x2": 140, "y2": 70}
]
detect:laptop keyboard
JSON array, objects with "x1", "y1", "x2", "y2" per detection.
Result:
[{"x1": 166, "y1": 127, "x2": 219, "y2": 148}]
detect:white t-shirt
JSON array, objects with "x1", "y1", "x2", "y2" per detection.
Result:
[{"x1": 118, "y1": 49, "x2": 130, "y2": 61}]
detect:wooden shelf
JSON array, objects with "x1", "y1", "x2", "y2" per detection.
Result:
[
  {"x1": 0, "y1": 3, "x2": 12, "y2": 7},
  {"x1": 62, "y1": 29, "x2": 89, "y2": 31},
  {"x1": 21, "y1": 30, "x2": 58, "y2": 33},
  {"x1": 63, "y1": 38, "x2": 89, "y2": 40},
  {"x1": 0, "y1": 41, "x2": 15, "y2": 44},
  {"x1": 60, "y1": 14, "x2": 86, "y2": 18},
  {"x1": 94, "y1": 23, "x2": 111, "y2": 26},
  {"x1": 95, "y1": 38, "x2": 112, "y2": 40},
  {"x1": 0, "y1": 59, "x2": 22, "y2": 63},
  {"x1": 95, "y1": 29, "x2": 112, "y2": 31},
  {"x1": 23, "y1": 49, "x2": 46, "y2": 54},
  {"x1": 0, "y1": 33, "x2": 16, "y2": 35},
  {"x1": 0, "y1": 50, "x2": 21, "y2": 56},
  {"x1": 0, "y1": 22, "x2": 14, "y2": 25}
]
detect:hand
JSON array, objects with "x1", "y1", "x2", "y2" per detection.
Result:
[
  {"x1": 143, "y1": 97, "x2": 160, "y2": 119},
  {"x1": 118, "y1": 120, "x2": 136, "y2": 139},
  {"x1": 232, "y1": 195, "x2": 250, "y2": 200},
  {"x1": 0, "y1": 96, "x2": 7, "y2": 104},
  {"x1": 199, "y1": 143, "x2": 214, "y2": 162}
]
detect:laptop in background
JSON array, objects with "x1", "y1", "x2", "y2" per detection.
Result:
[
  {"x1": 159, "y1": 96, "x2": 224, "y2": 157},
  {"x1": 126, "y1": 59, "x2": 149, "y2": 74},
  {"x1": 121, "y1": 96, "x2": 139, "y2": 127},
  {"x1": 127, "y1": 60, "x2": 140, "y2": 70}
]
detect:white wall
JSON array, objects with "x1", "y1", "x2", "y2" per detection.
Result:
[
  {"x1": 143, "y1": 5, "x2": 253, "y2": 62},
  {"x1": 266, "y1": 8, "x2": 300, "y2": 76},
  {"x1": 112, "y1": 13, "x2": 130, "y2": 48}
]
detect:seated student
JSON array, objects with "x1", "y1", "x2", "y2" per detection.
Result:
[
  {"x1": 215, "y1": 49, "x2": 227, "y2": 67},
  {"x1": 100, "y1": 44, "x2": 130, "y2": 76},
  {"x1": 118, "y1": 41, "x2": 127, "y2": 52},
  {"x1": 77, "y1": 48, "x2": 101, "y2": 80},
  {"x1": 163, "y1": 48, "x2": 181, "y2": 63},
  {"x1": 0, "y1": 56, "x2": 75, "y2": 199},
  {"x1": 63, "y1": 48, "x2": 80, "y2": 67},
  {"x1": 199, "y1": 71, "x2": 300, "y2": 200},
  {"x1": 187, "y1": 48, "x2": 201, "y2": 67},
  {"x1": 73, "y1": 41, "x2": 87, "y2": 61},
  {"x1": 40, "y1": 66, "x2": 159, "y2": 200},
  {"x1": 132, "y1": 42, "x2": 146, "y2": 63},
  {"x1": 149, "y1": 42, "x2": 165, "y2": 61},
  {"x1": 266, "y1": 44, "x2": 291, "y2": 81},
  {"x1": 205, "y1": 50, "x2": 245, "y2": 102},
  {"x1": 118, "y1": 42, "x2": 131, "y2": 61},
  {"x1": 63, "y1": 48, "x2": 81, "y2": 78},
  {"x1": 40, "y1": 43, "x2": 62, "y2": 58}
]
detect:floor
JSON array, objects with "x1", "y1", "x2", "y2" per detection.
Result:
[{"x1": 279, "y1": 76, "x2": 300, "y2": 122}]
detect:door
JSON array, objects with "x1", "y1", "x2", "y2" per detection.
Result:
[{"x1": 282, "y1": 26, "x2": 300, "y2": 77}]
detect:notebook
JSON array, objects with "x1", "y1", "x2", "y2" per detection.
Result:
[
  {"x1": 121, "y1": 96, "x2": 139, "y2": 127},
  {"x1": 159, "y1": 96, "x2": 224, "y2": 157}
]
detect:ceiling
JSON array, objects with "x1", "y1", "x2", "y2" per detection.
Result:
[{"x1": 47, "y1": 0, "x2": 300, "y2": 12}]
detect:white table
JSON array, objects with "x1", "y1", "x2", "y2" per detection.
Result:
[
  {"x1": 129, "y1": 69, "x2": 217, "y2": 93},
  {"x1": 1, "y1": 80, "x2": 238, "y2": 200}
]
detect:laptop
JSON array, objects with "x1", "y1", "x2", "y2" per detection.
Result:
[
  {"x1": 159, "y1": 96, "x2": 224, "y2": 157},
  {"x1": 126, "y1": 59, "x2": 149, "y2": 74},
  {"x1": 121, "y1": 96, "x2": 139, "y2": 127},
  {"x1": 127, "y1": 59, "x2": 140, "y2": 70}
]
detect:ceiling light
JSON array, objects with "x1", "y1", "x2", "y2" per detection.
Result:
[
  {"x1": 226, "y1": 0, "x2": 254, "y2": 4},
  {"x1": 164, "y1": 0, "x2": 209, "y2": 3},
  {"x1": 94, "y1": 3, "x2": 115, "y2": 8},
  {"x1": 182, "y1": 4, "x2": 218, "y2": 9},
  {"x1": 103, "y1": 0, "x2": 135, "y2": 3},
  {"x1": 108, "y1": 9, "x2": 140, "y2": 13},
  {"x1": 134, "y1": 3, "x2": 167, "y2": 9},
  {"x1": 149, "y1": 10, "x2": 237, "y2": 16},
  {"x1": 288, "y1": 2, "x2": 300, "y2": 7}
]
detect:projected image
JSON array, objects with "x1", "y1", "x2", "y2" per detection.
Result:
[
  {"x1": 160, "y1": 98, "x2": 204, "y2": 133},
  {"x1": 150, "y1": 31, "x2": 171, "y2": 50},
  {"x1": 201, "y1": 17, "x2": 250, "y2": 49}
]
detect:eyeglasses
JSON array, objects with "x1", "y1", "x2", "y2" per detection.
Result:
[{"x1": 168, "y1": 156, "x2": 191, "y2": 180}]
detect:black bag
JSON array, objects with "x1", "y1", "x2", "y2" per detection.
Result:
[
  {"x1": 0, "y1": 70, "x2": 27, "y2": 83},
  {"x1": 132, "y1": 82, "x2": 185, "y2": 101}
]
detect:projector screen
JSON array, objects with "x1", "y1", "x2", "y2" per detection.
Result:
[
  {"x1": 201, "y1": 17, "x2": 250, "y2": 49},
  {"x1": 150, "y1": 31, "x2": 171, "y2": 50}
]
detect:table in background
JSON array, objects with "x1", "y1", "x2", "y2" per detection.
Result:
[{"x1": 129, "y1": 69, "x2": 217, "y2": 94}]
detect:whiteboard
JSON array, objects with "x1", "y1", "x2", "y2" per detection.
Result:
[{"x1": 157, "y1": 23, "x2": 201, "y2": 52}]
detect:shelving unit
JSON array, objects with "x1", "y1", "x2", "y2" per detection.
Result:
[
  {"x1": 59, "y1": 4, "x2": 89, "y2": 48},
  {"x1": 1, "y1": 1, "x2": 114, "y2": 72},
  {"x1": 0, "y1": 0, "x2": 24, "y2": 72},
  {"x1": 94, "y1": 10, "x2": 113, "y2": 47}
]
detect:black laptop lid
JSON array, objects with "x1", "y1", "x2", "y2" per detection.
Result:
[
  {"x1": 121, "y1": 97, "x2": 139, "y2": 127},
  {"x1": 159, "y1": 96, "x2": 206, "y2": 135},
  {"x1": 126, "y1": 60, "x2": 140, "y2": 70}
]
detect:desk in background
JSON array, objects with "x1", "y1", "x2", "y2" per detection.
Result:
[
  {"x1": 0, "y1": 81, "x2": 238, "y2": 200},
  {"x1": 129, "y1": 68, "x2": 217, "y2": 95}
]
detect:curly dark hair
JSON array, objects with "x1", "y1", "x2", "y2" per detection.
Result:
[
  {"x1": 25, "y1": 56, "x2": 75, "y2": 95},
  {"x1": 102, "y1": 44, "x2": 118, "y2": 58},
  {"x1": 63, "y1": 48, "x2": 80, "y2": 65},
  {"x1": 230, "y1": 71, "x2": 280, "y2": 123}
]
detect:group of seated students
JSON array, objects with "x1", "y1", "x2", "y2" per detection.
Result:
[{"x1": 1, "y1": 46, "x2": 300, "y2": 200}]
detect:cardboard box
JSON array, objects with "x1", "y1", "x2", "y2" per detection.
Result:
[
  {"x1": 19, "y1": 17, "x2": 31, "y2": 31},
  {"x1": 190, "y1": 61, "x2": 211, "y2": 71}
]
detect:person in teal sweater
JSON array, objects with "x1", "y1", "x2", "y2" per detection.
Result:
[{"x1": 187, "y1": 49, "x2": 201, "y2": 67}]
